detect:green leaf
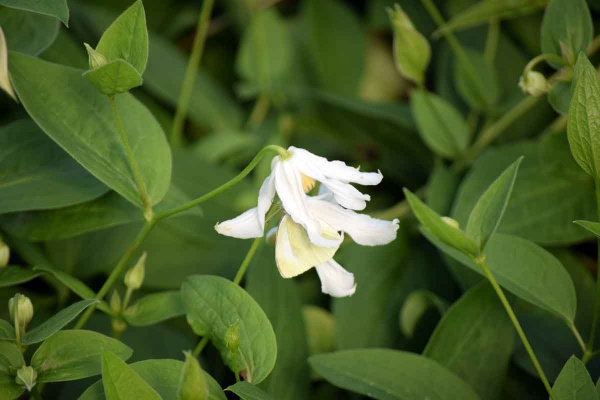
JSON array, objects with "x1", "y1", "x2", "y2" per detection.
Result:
[
  {"x1": 302, "y1": 306, "x2": 335, "y2": 356},
  {"x1": 548, "y1": 80, "x2": 572, "y2": 115},
  {"x1": 426, "y1": 233, "x2": 577, "y2": 322},
  {"x1": 178, "y1": 352, "x2": 208, "y2": 400},
  {"x1": 304, "y1": 0, "x2": 366, "y2": 96},
  {"x1": 454, "y1": 48, "x2": 499, "y2": 111},
  {"x1": 124, "y1": 291, "x2": 184, "y2": 327},
  {"x1": 9, "y1": 53, "x2": 172, "y2": 208},
  {"x1": 410, "y1": 89, "x2": 469, "y2": 158},
  {"x1": 567, "y1": 54, "x2": 600, "y2": 179},
  {"x1": 32, "y1": 330, "x2": 132, "y2": 382},
  {"x1": 552, "y1": 356, "x2": 596, "y2": 399},
  {"x1": 226, "y1": 382, "x2": 276, "y2": 400},
  {"x1": 83, "y1": 59, "x2": 143, "y2": 95},
  {"x1": 465, "y1": 157, "x2": 522, "y2": 249},
  {"x1": 0, "y1": 119, "x2": 108, "y2": 214},
  {"x1": 404, "y1": 189, "x2": 479, "y2": 257},
  {"x1": 236, "y1": 9, "x2": 292, "y2": 92},
  {"x1": 574, "y1": 220, "x2": 600, "y2": 237},
  {"x1": 0, "y1": 266, "x2": 41, "y2": 288},
  {"x1": 309, "y1": 349, "x2": 479, "y2": 400},
  {"x1": 541, "y1": 0, "x2": 592, "y2": 66},
  {"x1": 22, "y1": 299, "x2": 98, "y2": 345},
  {"x1": 0, "y1": 0, "x2": 68, "y2": 25},
  {"x1": 96, "y1": 0, "x2": 148, "y2": 74},
  {"x1": 0, "y1": 376, "x2": 24, "y2": 400},
  {"x1": 424, "y1": 282, "x2": 513, "y2": 400},
  {"x1": 0, "y1": 319, "x2": 15, "y2": 340},
  {"x1": 0, "y1": 342, "x2": 24, "y2": 400},
  {"x1": 181, "y1": 275, "x2": 277, "y2": 384},
  {"x1": 399, "y1": 290, "x2": 448, "y2": 338},
  {"x1": 101, "y1": 351, "x2": 161, "y2": 400},
  {"x1": 79, "y1": 359, "x2": 226, "y2": 400},
  {"x1": 0, "y1": 7, "x2": 59, "y2": 56}
]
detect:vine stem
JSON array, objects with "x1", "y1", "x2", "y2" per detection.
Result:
[
  {"x1": 476, "y1": 258, "x2": 555, "y2": 400},
  {"x1": 233, "y1": 237, "x2": 263, "y2": 285},
  {"x1": 193, "y1": 336, "x2": 210, "y2": 357},
  {"x1": 170, "y1": 0, "x2": 216, "y2": 147},
  {"x1": 109, "y1": 96, "x2": 153, "y2": 218}
]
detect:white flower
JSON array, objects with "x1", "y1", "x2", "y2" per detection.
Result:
[{"x1": 215, "y1": 146, "x2": 384, "y2": 247}]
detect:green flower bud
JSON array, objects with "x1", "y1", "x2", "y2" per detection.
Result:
[
  {"x1": 224, "y1": 321, "x2": 240, "y2": 355},
  {"x1": 9, "y1": 294, "x2": 33, "y2": 334},
  {"x1": 0, "y1": 238, "x2": 9, "y2": 268},
  {"x1": 111, "y1": 318, "x2": 127, "y2": 337},
  {"x1": 441, "y1": 216, "x2": 460, "y2": 230},
  {"x1": 84, "y1": 43, "x2": 107, "y2": 70},
  {"x1": 124, "y1": 252, "x2": 146, "y2": 291},
  {"x1": 518, "y1": 71, "x2": 549, "y2": 97},
  {"x1": 387, "y1": 4, "x2": 431, "y2": 86},
  {"x1": 110, "y1": 290, "x2": 122, "y2": 314},
  {"x1": 15, "y1": 366, "x2": 37, "y2": 392}
]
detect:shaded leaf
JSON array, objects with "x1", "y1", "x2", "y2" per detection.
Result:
[
  {"x1": 101, "y1": 351, "x2": 160, "y2": 400},
  {"x1": 552, "y1": 356, "x2": 596, "y2": 399},
  {"x1": 0, "y1": 0, "x2": 68, "y2": 25},
  {"x1": 124, "y1": 291, "x2": 184, "y2": 327},
  {"x1": 226, "y1": 382, "x2": 276, "y2": 400}
]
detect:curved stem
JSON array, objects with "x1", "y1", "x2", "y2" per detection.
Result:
[
  {"x1": 193, "y1": 336, "x2": 210, "y2": 357},
  {"x1": 233, "y1": 237, "x2": 262, "y2": 285},
  {"x1": 477, "y1": 258, "x2": 555, "y2": 400},
  {"x1": 171, "y1": 0, "x2": 216, "y2": 147},
  {"x1": 568, "y1": 321, "x2": 587, "y2": 354},
  {"x1": 109, "y1": 96, "x2": 153, "y2": 218}
]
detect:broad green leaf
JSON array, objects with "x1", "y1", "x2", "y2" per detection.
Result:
[
  {"x1": 0, "y1": 266, "x2": 41, "y2": 288},
  {"x1": 304, "y1": 0, "x2": 366, "y2": 96},
  {"x1": 0, "y1": 0, "x2": 68, "y2": 25},
  {"x1": 0, "y1": 7, "x2": 59, "y2": 56},
  {"x1": 309, "y1": 349, "x2": 479, "y2": 400},
  {"x1": 79, "y1": 359, "x2": 226, "y2": 400},
  {"x1": 454, "y1": 48, "x2": 499, "y2": 112},
  {"x1": 424, "y1": 282, "x2": 513, "y2": 400},
  {"x1": 0, "y1": 342, "x2": 24, "y2": 400},
  {"x1": 22, "y1": 299, "x2": 98, "y2": 345},
  {"x1": 452, "y1": 136, "x2": 595, "y2": 245},
  {"x1": 226, "y1": 382, "x2": 276, "y2": 400},
  {"x1": 410, "y1": 89, "x2": 469, "y2": 158},
  {"x1": 124, "y1": 291, "x2": 184, "y2": 327},
  {"x1": 426, "y1": 233, "x2": 577, "y2": 322},
  {"x1": 0, "y1": 319, "x2": 15, "y2": 340},
  {"x1": 32, "y1": 330, "x2": 132, "y2": 382},
  {"x1": 426, "y1": 162, "x2": 460, "y2": 215},
  {"x1": 574, "y1": 220, "x2": 600, "y2": 237},
  {"x1": 0, "y1": 376, "x2": 23, "y2": 400},
  {"x1": 9, "y1": 53, "x2": 172, "y2": 208},
  {"x1": 0, "y1": 119, "x2": 108, "y2": 214},
  {"x1": 83, "y1": 59, "x2": 143, "y2": 95},
  {"x1": 567, "y1": 54, "x2": 600, "y2": 179},
  {"x1": 96, "y1": 0, "x2": 148, "y2": 74},
  {"x1": 181, "y1": 275, "x2": 277, "y2": 384},
  {"x1": 178, "y1": 352, "x2": 208, "y2": 400},
  {"x1": 552, "y1": 356, "x2": 596, "y2": 399},
  {"x1": 302, "y1": 306, "x2": 335, "y2": 356},
  {"x1": 101, "y1": 351, "x2": 160, "y2": 400},
  {"x1": 404, "y1": 189, "x2": 479, "y2": 257},
  {"x1": 541, "y1": 0, "x2": 592, "y2": 66},
  {"x1": 548, "y1": 80, "x2": 572, "y2": 115},
  {"x1": 236, "y1": 9, "x2": 292, "y2": 92},
  {"x1": 0, "y1": 26, "x2": 16, "y2": 100},
  {"x1": 399, "y1": 290, "x2": 448, "y2": 338},
  {"x1": 466, "y1": 157, "x2": 522, "y2": 249},
  {"x1": 246, "y1": 248, "x2": 310, "y2": 399}
]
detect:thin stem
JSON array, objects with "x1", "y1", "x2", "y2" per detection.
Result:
[
  {"x1": 171, "y1": 0, "x2": 216, "y2": 147},
  {"x1": 155, "y1": 145, "x2": 286, "y2": 220},
  {"x1": 193, "y1": 336, "x2": 210, "y2": 357},
  {"x1": 246, "y1": 95, "x2": 271, "y2": 128},
  {"x1": 477, "y1": 258, "x2": 555, "y2": 399},
  {"x1": 483, "y1": 19, "x2": 499, "y2": 65},
  {"x1": 233, "y1": 238, "x2": 262, "y2": 285},
  {"x1": 568, "y1": 322, "x2": 587, "y2": 354},
  {"x1": 586, "y1": 180, "x2": 600, "y2": 352},
  {"x1": 109, "y1": 96, "x2": 153, "y2": 218}
]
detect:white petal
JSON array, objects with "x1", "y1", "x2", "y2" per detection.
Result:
[
  {"x1": 215, "y1": 208, "x2": 263, "y2": 239},
  {"x1": 321, "y1": 178, "x2": 370, "y2": 210},
  {"x1": 315, "y1": 259, "x2": 356, "y2": 297},
  {"x1": 307, "y1": 198, "x2": 399, "y2": 246},
  {"x1": 289, "y1": 146, "x2": 383, "y2": 185},
  {"x1": 257, "y1": 174, "x2": 276, "y2": 230},
  {"x1": 274, "y1": 161, "x2": 339, "y2": 247}
]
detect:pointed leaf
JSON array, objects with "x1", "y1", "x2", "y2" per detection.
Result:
[
  {"x1": 552, "y1": 356, "x2": 596, "y2": 399},
  {"x1": 83, "y1": 59, "x2": 143, "y2": 95},
  {"x1": 574, "y1": 220, "x2": 600, "y2": 237},
  {"x1": 226, "y1": 382, "x2": 276, "y2": 400},
  {"x1": 0, "y1": 0, "x2": 68, "y2": 25},
  {"x1": 124, "y1": 291, "x2": 184, "y2": 327},
  {"x1": 0, "y1": 7, "x2": 59, "y2": 56},
  {"x1": 178, "y1": 352, "x2": 208, "y2": 400},
  {"x1": 102, "y1": 351, "x2": 161, "y2": 400},
  {"x1": 0, "y1": 267, "x2": 41, "y2": 288},
  {"x1": 0, "y1": 319, "x2": 15, "y2": 341}
]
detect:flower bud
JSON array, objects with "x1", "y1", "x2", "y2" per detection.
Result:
[
  {"x1": 84, "y1": 43, "x2": 107, "y2": 70},
  {"x1": 441, "y1": 216, "x2": 460, "y2": 230},
  {"x1": 224, "y1": 321, "x2": 240, "y2": 355},
  {"x1": 9, "y1": 294, "x2": 33, "y2": 334},
  {"x1": 387, "y1": 4, "x2": 431, "y2": 86},
  {"x1": 111, "y1": 318, "x2": 127, "y2": 337},
  {"x1": 124, "y1": 252, "x2": 146, "y2": 291},
  {"x1": 110, "y1": 290, "x2": 122, "y2": 314},
  {"x1": 0, "y1": 238, "x2": 9, "y2": 268},
  {"x1": 15, "y1": 366, "x2": 37, "y2": 392},
  {"x1": 518, "y1": 71, "x2": 549, "y2": 97}
]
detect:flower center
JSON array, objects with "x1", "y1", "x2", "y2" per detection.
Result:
[{"x1": 300, "y1": 173, "x2": 316, "y2": 193}]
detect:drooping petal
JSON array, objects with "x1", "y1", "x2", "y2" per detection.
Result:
[
  {"x1": 275, "y1": 215, "x2": 340, "y2": 278},
  {"x1": 274, "y1": 161, "x2": 339, "y2": 247},
  {"x1": 307, "y1": 198, "x2": 399, "y2": 246},
  {"x1": 320, "y1": 178, "x2": 370, "y2": 210},
  {"x1": 289, "y1": 146, "x2": 383, "y2": 185},
  {"x1": 257, "y1": 173, "x2": 276, "y2": 230},
  {"x1": 215, "y1": 208, "x2": 263, "y2": 239},
  {"x1": 315, "y1": 259, "x2": 356, "y2": 297}
]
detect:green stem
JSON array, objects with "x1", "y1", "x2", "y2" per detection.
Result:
[
  {"x1": 246, "y1": 95, "x2": 271, "y2": 128},
  {"x1": 109, "y1": 96, "x2": 153, "y2": 218},
  {"x1": 586, "y1": 180, "x2": 600, "y2": 352},
  {"x1": 477, "y1": 258, "x2": 555, "y2": 400},
  {"x1": 193, "y1": 336, "x2": 210, "y2": 357},
  {"x1": 568, "y1": 321, "x2": 587, "y2": 354},
  {"x1": 483, "y1": 19, "x2": 499, "y2": 65},
  {"x1": 171, "y1": 0, "x2": 216, "y2": 147},
  {"x1": 122, "y1": 287, "x2": 134, "y2": 310},
  {"x1": 233, "y1": 237, "x2": 262, "y2": 285}
]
